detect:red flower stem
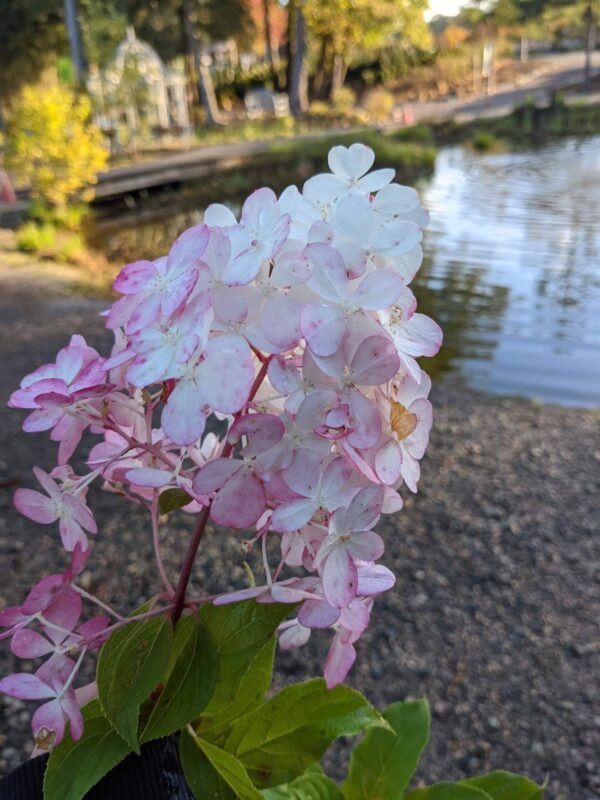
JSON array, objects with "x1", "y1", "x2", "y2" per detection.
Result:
[
  {"x1": 171, "y1": 503, "x2": 211, "y2": 623},
  {"x1": 171, "y1": 354, "x2": 271, "y2": 624},
  {"x1": 246, "y1": 357, "x2": 270, "y2": 410}
]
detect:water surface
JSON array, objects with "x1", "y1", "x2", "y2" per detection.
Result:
[
  {"x1": 416, "y1": 137, "x2": 600, "y2": 406},
  {"x1": 92, "y1": 136, "x2": 600, "y2": 406}
]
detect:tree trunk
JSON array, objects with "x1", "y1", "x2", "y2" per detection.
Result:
[
  {"x1": 262, "y1": 0, "x2": 280, "y2": 88},
  {"x1": 583, "y1": 0, "x2": 595, "y2": 92},
  {"x1": 63, "y1": 0, "x2": 87, "y2": 85},
  {"x1": 179, "y1": 0, "x2": 222, "y2": 127},
  {"x1": 311, "y1": 37, "x2": 328, "y2": 99},
  {"x1": 331, "y1": 53, "x2": 347, "y2": 94},
  {"x1": 288, "y1": 0, "x2": 309, "y2": 118}
]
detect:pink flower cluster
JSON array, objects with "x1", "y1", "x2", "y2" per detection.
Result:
[{"x1": 1, "y1": 143, "x2": 441, "y2": 746}]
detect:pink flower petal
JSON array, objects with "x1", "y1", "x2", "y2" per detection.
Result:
[
  {"x1": 210, "y1": 467, "x2": 266, "y2": 529},
  {"x1": 229, "y1": 413, "x2": 284, "y2": 457},
  {"x1": 298, "y1": 598, "x2": 340, "y2": 629},
  {"x1": 167, "y1": 224, "x2": 209, "y2": 271},
  {"x1": 162, "y1": 380, "x2": 206, "y2": 446},
  {"x1": 350, "y1": 335, "x2": 400, "y2": 386},
  {"x1": 197, "y1": 334, "x2": 255, "y2": 414},
  {"x1": 354, "y1": 269, "x2": 403, "y2": 311},
  {"x1": 113, "y1": 260, "x2": 156, "y2": 294},
  {"x1": 125, "y1": 467, "x2": 173, "y2": 488},
  {"x1": 322, "y1": 545, "x2": 358, "y2": 609},
  {"x1": 356, "y1": 563, "x2": 396, "y2": 596},
  {"x1": 270, "y1": 498, "x2": 316, "y2": 534},
  {"x1": 301, "y1": 303, "x2": 345, "y2": 357},
  {"x1": 193, "y1": 458, "x2": 242, "y2": 495},
  {"x1": 32, "y1": 698, "x2": 66, "y2": 744},
  {"x1": 324, "y1": 632, "x2": 356, "y2": 688},
  {"x1": 11, "y1": 629, "x2": 54, "y2": 658},
  {"x1": 279, "y1": 620, "x2": 311, "y2": 650},
  {"x1": 14, "y1": 489, "x2": 58, "y2": 525},
  {"x1": 346, "y1": 484, "x2": 384, "y2": 532},
  {"x1": 0, "y1": 673, "x2": 55, "y2": 700}
]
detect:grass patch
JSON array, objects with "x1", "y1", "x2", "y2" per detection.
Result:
[
  {"x1": 471, "y1": 131, "x2": 499, "y2": 152},
  {"x1": 268, "y1": 130, "x2": 436, "y2": 180}
]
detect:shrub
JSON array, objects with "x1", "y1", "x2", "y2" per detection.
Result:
[
  {"x1": 6, "y1": 84, "x2": 108, "y2": 208},
  {"x1": 29, "y1": 198, "x2": 90, "y2": 232},
  {"x1": 331, "y1": 86, "x2": 357, "y2": 115},
  {"x1": 472, "y1": 131, "x2": 498, "y2": 151},
  {"x1": 362, "y1": 87, "x2": 396, "y2": 121},
  {"x1": 15, "y1": 221, "x2": 57, "y2": 254},
  {"x1": 55, "y1": 232, "x2": 85, "y2": 263}
]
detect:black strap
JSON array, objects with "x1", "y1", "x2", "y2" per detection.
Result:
[{"x1": 0, "y1": 735, "x2": 194, "y2": 799}]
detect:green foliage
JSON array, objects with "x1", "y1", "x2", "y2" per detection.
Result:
[
  {"x1": 97, "y1": 615, "x2": 172, "y2": 750},
  {"x1": 196, "y1": 600, "x2": 293, "y2": 742},
  {"x1": 270, "y1": 130, "x2": 437, "y2": 179},
  {"x1": 16, "y1": 222, "x2": 57, "y2": 255},
  {"x1": 224, "y1": 679, "x2": 388, "y2": 788},
  {"x1": 344, "y1": 699, "x2": 430, "y2": 800},
  {"x1": 462, "y1": 772, "x2": 544, "y2": 799},
  {"x1": 15, "y1": 221, "x2": 84, "y2": 264},
  {"x1": 43, "y1": 701, "x2": 131, "y2": 800},
  {"x1": 122, "y1": 0, "x2": 256, "y2": 65},
  {"x1": 29, "y1": 200, "x2": 90, "y2": 232},
  {"x1": 80, "y1": 0, "x2": 128, "y2": 69},
  {"x1": 472, "y1": 131, "x2": 498, "y2": 151},
  {"x1": 362, "y1": 87, "x2": 396, "y2": 121},
  {"x1": 305, "y1": 0, "x2": 432, "y2": 72},
  {"x1": 181, "y1": 729, "x2": 263, "y2": 800},
  {"x1": 6, "y1": 84, "x2": 108, "y2": 207},
  {"x1": 55, "y1": 234, "x2": 85, "y2": 263},
  {"x1": 159, "y1": 487, "x2": 193, "y2": 515},
  {"x1": 392, "y1": 124, "x2": 435, "y2": 144},
  {"x1": 405, "y1": 785, "x2": 493, "y2": 800},
  {"x1": 331, "y1": 86, "x2": 358, "y2": 115},
  {"x1": 42, "y1": 603, "x2": 544, "y2": 800},
  {"x1": 262, "y1": 765, "x2": 344, "y2": 799},
  {"x1": 0, "y1": 2, "x2": 66, "y2": 104},
  {"x1": 139, "y1": 615, "x2": 217, "y2": 743}
]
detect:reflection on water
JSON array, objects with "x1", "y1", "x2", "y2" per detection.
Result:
[
  {"x1": 91, "y1": 136, "x2": 600, "y2": 407},
  {"x1": 416, "y1": 137, "x2": 600, "y2": 406}
]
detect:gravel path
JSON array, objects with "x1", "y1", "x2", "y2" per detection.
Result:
[{"x1": 0, "y1": 265, "x2": 598, "y2": 798}]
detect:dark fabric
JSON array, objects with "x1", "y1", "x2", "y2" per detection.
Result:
[{"x1": 0, "y1": 735, "x2": 194, "y2": 799}]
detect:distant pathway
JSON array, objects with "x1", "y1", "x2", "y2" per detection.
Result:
[{"x1": 92, "y1": 51, "x2": 600, "y2": 199}]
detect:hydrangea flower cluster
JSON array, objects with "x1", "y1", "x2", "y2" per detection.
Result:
[{"x1": 0, "y1": 143, "x2": 441, "y2": 748}]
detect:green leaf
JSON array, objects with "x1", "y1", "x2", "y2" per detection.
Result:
[
  {"x1": 405, "y1": 783, "x2": 492, "y2": 800},
  {"x1": 196, "y1": 601, "x2": 292, "y2": 742},
  {"x1": 140, "y1": 615, "x2": 216, "y2": 743},
  {"x1": 180, "y1": 728, "x2": 262, "y2": 800},
  {"x1": 343, "y1": 698, "x2": 430, "y2": 800},
  {"x1": 197, "y1": 636, "x2": 277, "y2": 742},
  {"x1": 261, "y1": 765, "x2": 344, "y2": 799},
  {"x1": 43, "y1": 701, "x2": 131, "y2": 800},
  {"x1": 225, "y1": 678, "x2": 388, "y2": 788},
  {"x1": 462, "y1": 772, "x2": 544, "y2": 799},
  {"x1": 97, "y1": 614, "x2": 172, "y2": 751},
  {"x1": 159, "y1": 487, "x2": 192, "y2": 515}
]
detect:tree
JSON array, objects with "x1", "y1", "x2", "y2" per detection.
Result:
[
  {"x1": 79, "y1": 0, "x2": 128, "y2": 69},
  {"x1": 119, "y1": 0, "x2": 255, "y2": 124},
  {"x1": 288, "y1": 0, "x2": 309, "y2": 117},
  {"x1": 305, "y1": 0, "x2": 432, "y2": 96},
  {"x1": 0, "y1": 1, "x2": 67, "y2": 105}
]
